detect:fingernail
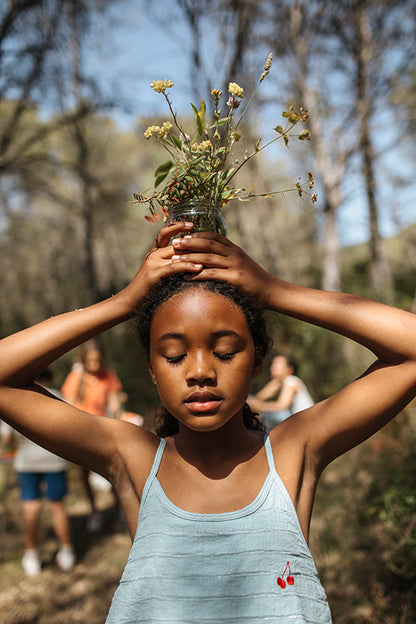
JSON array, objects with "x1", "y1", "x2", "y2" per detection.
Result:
[
  {"x1": 171, "y1": 239, "x2": 181, "y2": 246},
  {"x1": 184, "y1": 222, "x2": 194, "y2": 227},
  {"x1": 172, "y1": 255, "x2": 181, "y2": 262}
]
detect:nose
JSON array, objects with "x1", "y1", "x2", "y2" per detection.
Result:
[{"x1": 185, "y1": 351, "x2": 216, "y2": 386}]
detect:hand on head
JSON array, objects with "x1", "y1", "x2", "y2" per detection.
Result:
[
  {"x1": 170, "y1": 230, "x2": 274, "y2": 308},
  {"x1": 122, "y1": 223, "x2": 274, "y2": 313}
]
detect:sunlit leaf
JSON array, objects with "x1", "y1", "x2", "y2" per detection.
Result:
[
  {"x1": 155, "y1": 172, "x2": 170, "y2": 187},
  {"x1": 171, "y1": 135, "x2": 183, "y2": 149},
  {"x1": 155, "y1": 160, "x2": 173, "y2": 176}
]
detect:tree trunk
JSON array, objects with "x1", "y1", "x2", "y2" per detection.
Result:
[
  {"x1": 354, "y1": 1, "x2": 392, "y2": 296},
  {"x1": 288, "y1": 3, "x2": 343, "y2": 291},
  {"x1": 69, "y1": 0, "x2": 98, "y2": 303}
]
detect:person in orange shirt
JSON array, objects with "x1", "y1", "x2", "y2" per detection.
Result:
[{"x1": 61, "y1": 339, "x2": 122, "y2": 532}]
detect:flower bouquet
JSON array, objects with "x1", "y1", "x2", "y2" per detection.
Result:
[{"x1": 133, "y1": 53, "x2": 316, "y2": 233}]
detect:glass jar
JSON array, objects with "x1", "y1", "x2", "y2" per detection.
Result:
[{"x1": 165, "y1": 199, "x2": 227, "y2": 236}]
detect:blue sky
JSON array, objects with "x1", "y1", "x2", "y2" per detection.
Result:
[{"x1": 86, "y1": 4, "x2": 416, "y2": 248}]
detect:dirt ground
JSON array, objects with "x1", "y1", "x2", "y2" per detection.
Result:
[{"x1": 0, "y1": 463, "x2": 131, "y2": 624}]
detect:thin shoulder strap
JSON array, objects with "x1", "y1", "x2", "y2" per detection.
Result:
[
  {"x1": 141, "y1": 438, "x2": 166, "y2": 504},
  {"x1": 264, "y1": 435, "x2": 278, "y2": 475},
  {"x1": 149, "y1": 438, "x2": 166, "y2": 479}
]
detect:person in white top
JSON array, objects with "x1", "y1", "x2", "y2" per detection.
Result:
[
  {"x1": 0, "y1": 369, "x2": 75, "y2": 576},
  {"x1": 249, "y1": 355, "x2": 314, "y2": 431}
]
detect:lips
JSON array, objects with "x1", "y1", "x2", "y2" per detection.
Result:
[{"x1": 184, "y1": 391, "x2": 222, "y2": 413}]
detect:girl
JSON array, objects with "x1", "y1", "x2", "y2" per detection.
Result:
[
  {"x1": 1, "y1": 222, "x2": 416, "y2": 623},
  {"x1": 61, "y1": 339, "x2": 122, "y2": 531},
  {"x1": 249, "y1": 354, "x2": 314, "y2": 430}
]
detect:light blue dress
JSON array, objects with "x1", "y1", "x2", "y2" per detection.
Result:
[{"x1": 106, "y1": 436, "x2": 332, "y2": 623}]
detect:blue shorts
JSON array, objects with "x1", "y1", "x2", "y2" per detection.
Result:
[{"x1": 18, "y1": 471, "x2": 68, "y2": 502}]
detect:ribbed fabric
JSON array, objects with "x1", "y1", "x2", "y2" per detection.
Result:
[{"x1": 106, "y1": 437, "x2": 332, "y2": 623}]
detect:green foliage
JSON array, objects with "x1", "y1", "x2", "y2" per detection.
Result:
[
  {"x1": 312, "y1": 414, "x2": 416, "y2": 622},
  {"x1": 132, "y1": 59, "x2": 316, "y2": 221}
]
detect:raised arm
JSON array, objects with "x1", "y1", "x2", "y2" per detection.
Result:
[
  {"x1": 0, "y1": 222, "x2": 203, "y2": 474},
  {"x1": 251, "y1": 380, "x2": 297, "y2": 413},
  {"x1": 172, "y1": 233, "x2": 416, "y2": 468}
]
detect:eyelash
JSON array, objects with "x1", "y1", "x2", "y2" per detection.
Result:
[
  {"x1": 214, "y1": 352, "x2": 236, "y2": 361},
  {"x1": 166, "y1": 355, "x2": 185, "y2": 365},
  {"x1": 165, "y1": 352, "x2": 236, "y2": 365}
]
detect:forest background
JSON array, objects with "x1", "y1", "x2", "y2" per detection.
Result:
[{"x1": 0, "y1": 1, "x2": 416, "y2": 622}]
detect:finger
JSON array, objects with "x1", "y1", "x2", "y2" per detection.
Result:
[
  {"x1": 171, "y1": 252, "x2": 230, "y2": 268},
  {"x1": 184, "y1": 231, "x2": 232, "y2": 244},
  {"x1": 171, "y1": 235, "x2": 233, "y2": 256},
  {"x1": 184, "y1": 267, "x2": 238, "y2": 283},
  {"x1": 160, "y1": 259, "x2": 203, "y2": 276},
  {"x1": 150, "y1": 222, "x2": 194, "y2": 251}
]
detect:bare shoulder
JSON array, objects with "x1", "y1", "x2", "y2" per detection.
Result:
[{"x1": 110, "y1": 420, "x2": 161, "y2": 495}]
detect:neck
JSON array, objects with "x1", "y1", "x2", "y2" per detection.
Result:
[{"x1": 172, "y1": 415, "x2": 263, "y2": 477}]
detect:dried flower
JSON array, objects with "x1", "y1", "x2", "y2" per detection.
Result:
[
  {"x1": 211, "y1": 89, "x2": 222, "y2": 105},
  {"x1": 134, "y1": 54, "x2": 315, "y2": 220},
  {"x1": 227, "y1": 96, "x2": 241, "y2": 110},
  {"x1": 260, "y1": 53, "x2": 273, "y2": 82},
  {"x1": 228, "y1": 82, "x2": 244, "y2": 98},
  {"x1": 150, "y1": 79, "x2": 174, "y2": 93}
]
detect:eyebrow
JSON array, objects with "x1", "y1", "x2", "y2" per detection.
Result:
[{"x1": 157, "y1": 330, "x2": 242, "y2": 342}]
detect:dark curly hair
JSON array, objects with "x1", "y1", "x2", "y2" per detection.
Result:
[{"x1": 135, "y1": 274, "x2": 271, "y2": 436}]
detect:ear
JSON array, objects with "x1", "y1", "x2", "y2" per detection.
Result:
[
  {"x1": 148, "y1": 362, "x2": 157, "y2": 386},
  {"x1": 251, "y1": 354, "x2": 263, "y2": 379}
]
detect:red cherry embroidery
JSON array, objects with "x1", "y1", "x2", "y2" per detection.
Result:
[{"x1": 277, "y1": 562, "x2": 294, "y2": 589}]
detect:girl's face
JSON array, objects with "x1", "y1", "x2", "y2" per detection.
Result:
[{"x1": 148, "y1": 289, "x2": 262, "y2": 433}]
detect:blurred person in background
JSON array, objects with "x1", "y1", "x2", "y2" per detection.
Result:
[
  {"x1": 249, "y1": 354, "x2": 314, "y2": 431},
  {"x1": 61, "y1": 339, "x2": 122, "y2": 532},
  {"x1": 0, "y1": 368, "x2": 75, "y2": 576}
]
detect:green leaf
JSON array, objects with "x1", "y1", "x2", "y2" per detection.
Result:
[
  {"x1": 155, "y1": 172, "x2": 170, "y2": 187},
  {"x1": 155, "y1": 160, "x2": 173, "y2": 176},
  {"x1": 171, "y1": 135, "x2": 183, "y2": 149},
  {"x1": 191, "y1": 102, "x2": 204, "y2": 136},
  {"x1": 212, "y1": 117, "x2": 230, "y2": 127},
  {"x1": 199, "y1": 98, "x2": 206, "y2": 120}
]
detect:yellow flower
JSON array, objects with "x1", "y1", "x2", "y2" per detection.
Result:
[
  {"x1": 144, "y1": 121, "x2": 173, "y2": 140},
  {"x1": 159, "y1": 121, "x2": 173, "y2": 138},
  {"x1": 298, "y1": 129, "x2": 311, "y2": 140},
  {"x1": 150, "y1": 79, "x2": 174, "y2": 94},
  {"x1": 191, "y1": 140, "x2": 212, "y2": 154},
  {"x1": 228, "y1": 82, "x2": 244, "y2": 98},
  {"x1": 144, "y1": 125, "x2": 158, "y2": 139},
  {"x1": 211, "y1": 89, "x2": 222, "y2": 104}
]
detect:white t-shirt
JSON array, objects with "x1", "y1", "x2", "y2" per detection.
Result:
[{"x1": 0, "y1": 387, "x2": 68, "y2": 473}]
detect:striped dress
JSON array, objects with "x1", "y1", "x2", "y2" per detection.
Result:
[{"x1": 106, "y1": 436, "x2": 332, "y2": 623}]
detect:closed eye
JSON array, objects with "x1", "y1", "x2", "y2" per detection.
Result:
[
  {"x1": 214, "y1": 352, "x2": 236, "y2": 361},
  {"x1": 166, "y1": 354, "x2": 186, "y2": 364}
]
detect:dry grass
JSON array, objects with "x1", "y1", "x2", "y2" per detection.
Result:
[
  {"x1": 0, "y1": 466, "x2": 130, "y2": 624},
  {"x1": 1, "y1": 414, "x2": 416, "y2": 623}
]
